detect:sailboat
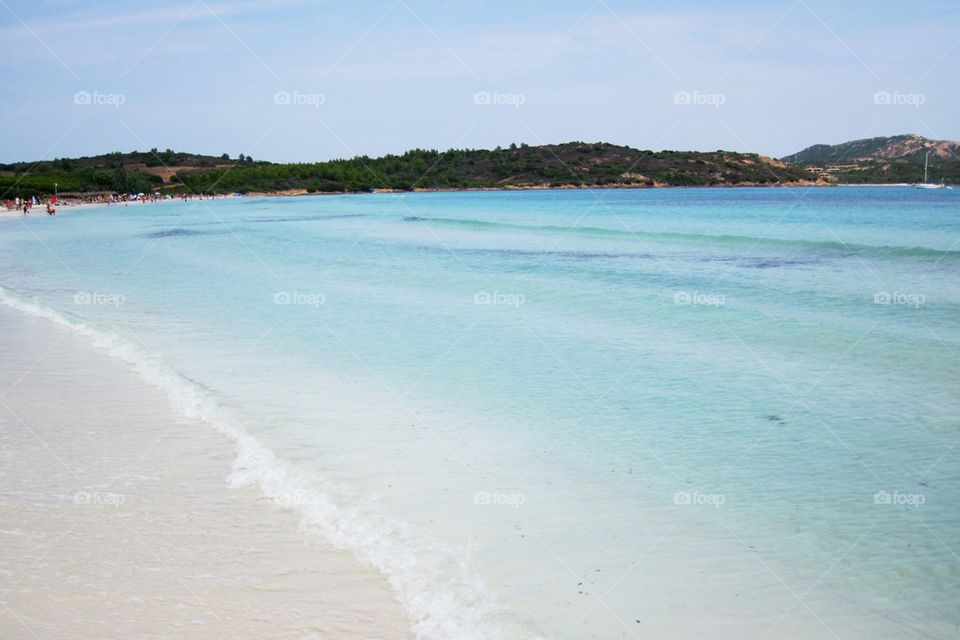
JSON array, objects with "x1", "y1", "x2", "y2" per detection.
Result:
[{"x1": 915, "y1": 151, "x2": 946, "y2": 189}]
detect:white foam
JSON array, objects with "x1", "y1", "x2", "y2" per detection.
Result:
[{"x1": 0, "y1": 287, "x2": 543, "y2": 640}]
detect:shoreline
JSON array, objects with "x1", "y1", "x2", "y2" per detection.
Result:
[
  {"x1": 0, "y1": 302, "x2": 414, "y2": 640},
  {"x1": 1, "y1": 182, "x2": 930, "y2": 217},
  {"x1": 0, "y1": 287, "x2": 547, "y2": 639},
  {"x1": 229, "y1": 181, "x2": 922, "y2": 199},
  {"x1": 0, "y1": 197, "x2": 225, "y2": 218},
  {"x1": 0, "y1": 290, "x2": 917, "y2": 640},
  {"x1": 254, "y1": 180, "x2": 829, "y2": 197}
]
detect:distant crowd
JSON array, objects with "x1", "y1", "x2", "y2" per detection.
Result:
[
  {"x1": 4, "y1": 192, "x2": 239, "y2": 215},
  {"x1": 5, "y1": 196, "x2": 57, "y2": 215}
]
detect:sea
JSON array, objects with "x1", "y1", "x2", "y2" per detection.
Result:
[{"x1": 1, "y1": 186, "x2": 957, "y2": 639}]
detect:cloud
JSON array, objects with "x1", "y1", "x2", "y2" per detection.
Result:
[{"x1": 0, "y1": 0, "x2": 310, "y2": 41}]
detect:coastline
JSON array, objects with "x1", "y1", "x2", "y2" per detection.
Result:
[
  {"x1": 258, "y1": 180, "x2": 830, "y2": 197},
  {"x1": 0, "y1": 198, "x2": 225, "y2": 218},
  {"x1": 224, "y1": 181, "x2": 935, "y2": 198},
  {"x1": 0, "y1": 303, "x2": 413, "y2": 640},
  {"x1": 0, "y1": 202, "x2": 96, "y2": 218},
  {"x1": 245, "y1": 180, "x2": 915, "y2": 198},
  {"x1": 1, "y1": 182, "x2": 928, "y2": 216}
]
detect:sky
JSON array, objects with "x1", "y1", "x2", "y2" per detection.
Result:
[{"x1": 0, "y1": 0, "x2": 957, "y2": 163}]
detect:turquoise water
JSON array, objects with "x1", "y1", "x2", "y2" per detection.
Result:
[{"x1": 2, "y1": 187, "x2": 958, "y2": 639}]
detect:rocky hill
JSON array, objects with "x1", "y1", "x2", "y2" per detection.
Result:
[{"x1": 783, "y1": 134, "x2": 960, "y2": 165}]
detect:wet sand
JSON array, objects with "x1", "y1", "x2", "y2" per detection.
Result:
[{"x1": 0, "y1": 305, "x2": 413, "y2": 639}]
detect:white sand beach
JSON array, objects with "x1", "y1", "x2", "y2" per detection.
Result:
[
  {"x1": 0, "y1": 202, "x2": 107, "y2": 218},
  {"x1": 0, "y1": 305, "x2": 412, "y2": 640}
]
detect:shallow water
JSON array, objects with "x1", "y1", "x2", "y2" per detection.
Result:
[
  {"x1": 1, "y1": 187, "x2": 958, "y2": 639},
  {"x1": 0, "y1": 306, "x2": 412, "y2": 640}
]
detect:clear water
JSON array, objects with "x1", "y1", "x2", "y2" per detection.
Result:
[{"x1": 1, "y1": 187, "x2": 958, "y2": 639}]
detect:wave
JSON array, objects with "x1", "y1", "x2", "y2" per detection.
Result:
[
  {"x1": 0, "y1": 287, "x2": 542, "y2": 640},
  {"x1": 400, "y1": 216, "x2": 956, "y2": 259}
]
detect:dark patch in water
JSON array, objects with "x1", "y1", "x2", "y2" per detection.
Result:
[
  {"x1": 703, "y1": 256, "x2": 820, "y2": 269},
  {"x1": 746, "y1": 258, "x2": 818, "y2": 269},
  {"x1": 142, "y1": 228, "x2": 229, "y2": 239},
  {"x1": 403, "y1": 216, "x2": 426, "y2": 222},
  {"x1": 765, "y1": 414, "x2": 785, "y2": 423}
]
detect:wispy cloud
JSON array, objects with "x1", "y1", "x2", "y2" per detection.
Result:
[
  {"x1": 0, "y1": 0, "x2": 309, "y2": 40},
  {"x1": 0, "y1": 0, "x2": 956, "y2": 162}
]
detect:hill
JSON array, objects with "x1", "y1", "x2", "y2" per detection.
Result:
[
  {"x1": 174, "y1": 143, "x2": 815, "y2": 194},
  {"x1": 783, "y1": 134, "x2": 960, "y2": 165},
  {"x1": 781, "y1": 134, "x2": 960, "y2": 184},
  {"x1": 0, "y1": 142, "x2": 816, "y2": 200},
  {"x1": 0, "y1": 149, "x2": 261, "y2": 198}
]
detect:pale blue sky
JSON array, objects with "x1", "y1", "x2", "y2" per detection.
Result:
[{"x1": 1, "y1": 0, "x2": 957, "y2": 162}]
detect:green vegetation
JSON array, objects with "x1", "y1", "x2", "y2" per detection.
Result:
[
  {"x1": 10, "y1": 135, "x2": 960, "y2": 200},
  {"x1": 1, "y1": 142, "x2": 815, "y2": 199},
  {"x1": 782, "y1": 134, "x2": 959, "y2": 165},
  {"x1": 816, "y1": 161, "x2": 960, "y2": 185},
  {"x1": 782, "y1": 134, "x2": 960, "y2": 184},
  {"x1": 0, "y1": 149, "x2": 243, "y2": 199},
  {"x1": 174, "y1": 143, "x2": 813, "y2": 194},
  {"x1": 0, "y1": 166, "x2": 164, "y2": 199}
]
